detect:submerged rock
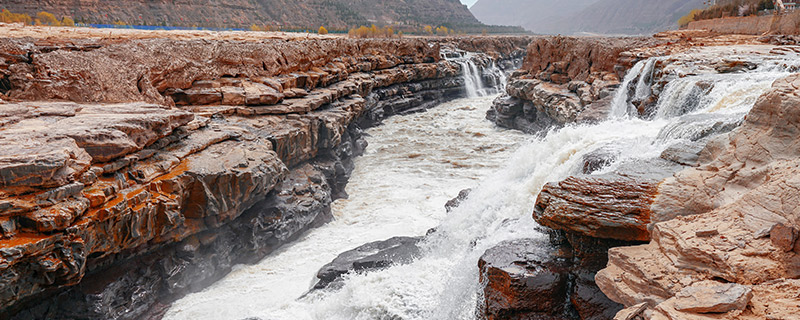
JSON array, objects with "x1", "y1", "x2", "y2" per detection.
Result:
[
  {"x1": 445, "y1": 188, "x2": 472, "y2": 212},
  {"x1": 313, "y1": 236, "x2": 422, "y2": 290}
]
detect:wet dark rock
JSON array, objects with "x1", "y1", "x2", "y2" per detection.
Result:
[
  {"x1": 571, "y1": 271, "x2": 623, "y2": 320},
  {"x1": 486, "y1": 94, "x2": 560, "y2": 135},
  {"x1": 314, "y1": 236, "x2": 422, "y2": 290},
  {"x1": 478, "y1": 238, "x2": 574, "y2": 320},
  {"x1": 581, "y1": 147, "x2": 618, "y2": 174},
  {"x1": 445, "y1": 188, "x2": 472, "y2": 212}
]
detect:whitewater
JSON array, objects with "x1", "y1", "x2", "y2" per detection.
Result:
[{"x1": 166, "y1": 45, "x2": 799, "y2": 320}]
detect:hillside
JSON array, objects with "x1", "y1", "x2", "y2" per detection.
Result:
[
  {"x1": 471, "y1": 0, "x2": 706, "y2": 34},
  {"x1": 470, "y1": 0, "x2": 599, "y2": 34},
  {"x1": 1, "y1": 0, "x2": 484, "y2": 30},
  {"x1": 565, "y1": 0, "x2": 706, "y2": 34}
]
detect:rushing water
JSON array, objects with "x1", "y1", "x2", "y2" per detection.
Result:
[{"x1": 166, "y1": 45, "x2": 799, "y2": 320}]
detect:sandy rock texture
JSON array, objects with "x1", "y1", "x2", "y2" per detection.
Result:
[
  {"x1": 0, "y1": 31, "x2": 530, "y2": 319},
  {"x1": 597, "y1": 74, "x2": 800, "y2": 319}
]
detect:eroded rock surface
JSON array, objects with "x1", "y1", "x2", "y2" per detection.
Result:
[
  {"x1": 0, "y1": 35, "x2": 529, "y2": 319},
  {"x1": 597, "y1": 74, "x2": 800, "y2": 319},
  {"x1": 314, "y1": 236, "x2": 422, "y2": 290},
  {"x1": 486, "y1": 36, "x2": 663, "y2": 133}
]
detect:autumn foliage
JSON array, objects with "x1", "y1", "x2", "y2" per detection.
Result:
[
  {"x1": 1, "y1": 9, "x2": 75, "y2": 27},
  {"x1": 348, "y1": 24, "x2": 396, "y2": 38}
]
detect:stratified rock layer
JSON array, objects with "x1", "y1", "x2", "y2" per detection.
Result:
[
  {"x1": 597, "y1": 74, "x2": 800, "y2": 319},
  {"x1": 487, "y1": 36, "x2": 660, "y2": 134},
  {"x1": 0, "y1": 35, "x2": 529, "y2": 319}
]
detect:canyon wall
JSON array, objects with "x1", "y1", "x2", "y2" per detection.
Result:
[
  {"x1": 481, "y1": 32, "x2": 800, "y2": 319},
  {"x1": 486, "y1": 36, "x2": 661, "y2": 134},
  {"x1": 688, "y1": 10, "x2": 800, "y2": 35},
  {"x1": 0, "y1": 33, "x2": 529, "y2": 319}
]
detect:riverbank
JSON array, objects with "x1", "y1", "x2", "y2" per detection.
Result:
[{"x1": 0, "y1": 26, "x2": 529, "y2": 319}]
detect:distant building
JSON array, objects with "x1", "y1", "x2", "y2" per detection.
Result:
[{"x1": 775, "y1": 0, "x2": 798, "y2": 11}]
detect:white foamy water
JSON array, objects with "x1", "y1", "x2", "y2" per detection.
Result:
[
  {"x1": 166, "y1": 45, "x2": 798, "y2": 320},
  {"x1": 164, "y1": 96, "x2": 529, "y2": 320}
]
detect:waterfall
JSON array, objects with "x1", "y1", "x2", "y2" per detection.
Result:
[
  {"x1": 165, "y1": 46, "x2": 800, "y2": 320},
  {"x1": 461, "y1": 58, "x2": 483, "y2": 98},
  {"x1": 609, "y1": 57, "x2": 659, "y2": 118},
  {"x1": 445, "y1": 51, "x2": 507, "y2": 98}
]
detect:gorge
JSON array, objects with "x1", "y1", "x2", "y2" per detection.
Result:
[{"x1": 1, "y1": 23, "x2": 800, "y2": 320}]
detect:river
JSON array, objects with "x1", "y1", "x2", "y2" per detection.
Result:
[{"x1": 165, "y1": 45, "x2": 799, "y2": 320}]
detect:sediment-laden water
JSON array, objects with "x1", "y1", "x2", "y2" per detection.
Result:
[{"x1": 166, "y1": 45, "x2": 799, "y2": 320}]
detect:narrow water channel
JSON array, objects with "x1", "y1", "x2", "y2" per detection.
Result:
[
  {"x1": 165, "y1": 95, "x2": 529, "y2": 320},
  {"x1": 166, "y1": 45, "x2": 799, "y2": 320}
]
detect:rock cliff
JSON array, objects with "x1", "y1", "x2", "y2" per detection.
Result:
[
  {"x1": 480, "y1": 32, "x2": 799, "y2": 320},
  {"x1": 596, "y1": 73, "x2": 800, "y2": 320},
  {"x1": 0, "y1": 29, "x2": 530, "y2": 319},
  {"x1": 486, "y1": 36, "x2": 660, "y2": 134}
]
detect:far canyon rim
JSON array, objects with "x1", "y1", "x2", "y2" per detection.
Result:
[{"x1": 1, "y1": 3, "x2": 800, "y2": 320}]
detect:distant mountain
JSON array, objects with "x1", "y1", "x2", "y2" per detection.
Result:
[
  {"x1": 1, "y1": 0, "x2": 484, "y2": 30},
  {"x1": 471, "y1": 0, "x2": 706, "y2": 35},
  {"x1": 470, "y1": 0, "x2": 600, "y2": 34},
  {"x1": 565, "y1": 0, "x2": 707, "y2": 34}
]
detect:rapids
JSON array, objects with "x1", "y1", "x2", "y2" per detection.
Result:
[{"x1": 165, "y1": 45, "x2": 799, "y2": 320}]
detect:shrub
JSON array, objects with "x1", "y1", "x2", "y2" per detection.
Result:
[
  {"x1": 1, "y1": 9, "x2": 32, "y2": 24},
  {"x1": 61, "y1": 16, "x2": 74, "y2": 26},
  {"x1": 36, "y1": 11, "x2": 60, "y2": 26},
  {"x1": 348, "y1": 24, "x2": 395, "y2": 38},
  {"x1": 678, "y1": 9, "x2": 703, "y2": 27}
]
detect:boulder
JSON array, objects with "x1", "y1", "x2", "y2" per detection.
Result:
[
  {"x1": 598, "y1": 75, "x2": 800, "y2": 320},
  {"x1": 314, "y1": 236, "x2": 422, "y2": 290},
  {"x1": 478, "y1": 238, "x2": 574, "y2": 320}
]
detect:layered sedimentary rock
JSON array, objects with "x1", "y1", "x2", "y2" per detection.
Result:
[
  {"x1": 479, "y1": 234, "x2": 627, "y2": 320},
  {"x1": 0, "y1": 34, "x2": 528, "y2": 319},
  {"x1": 480, "y1": 34, "x2": 793, "y2": 320},
  {"x1": 597, "y1": 74, "x2": 800, "y2": 320},
  {"x1": 486, "y1": 36, "x2": 659, "y2": 133}
]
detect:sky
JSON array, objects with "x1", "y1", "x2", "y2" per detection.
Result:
[{"x1": 460, "y1": 0, "x2": 478, "y2": 8}]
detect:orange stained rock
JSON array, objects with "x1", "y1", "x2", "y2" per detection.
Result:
[{"x1": 0, "y1": 232, "x2": 49, "y2": 249}]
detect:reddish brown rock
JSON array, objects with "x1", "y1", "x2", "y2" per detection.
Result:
[
  {"x1": 479, "y1": 238, "x2": 573, "y2": 320},
  {"x1": 598, "y1": 75, "x2": 800, "y2": 320},
  {"x1": 0, "y1": 33, "x2": 531, "y2": 319},
  {"x1": 534, "y1": 175, "x2": 656, "y2": 242}
]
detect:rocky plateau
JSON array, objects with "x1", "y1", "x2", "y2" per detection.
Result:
[
  {"x1": 0, "y1": 26, "x2": 529, "y2": 319},
  {"x1": 481, "y1": 31, "x2": 800, "y2": 320}
]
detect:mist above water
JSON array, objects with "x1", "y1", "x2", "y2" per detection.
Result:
[{"x1": 166, "y1": 45, "x2": 797, "y2": 320}]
